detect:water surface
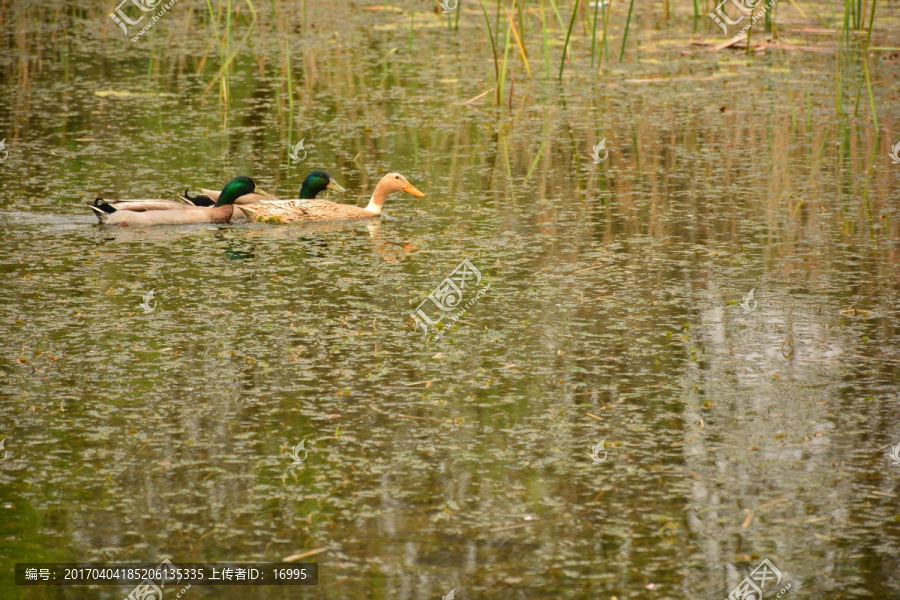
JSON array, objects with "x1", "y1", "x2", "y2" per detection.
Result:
[{"x1": 1, "y1": 1, "x2": 899, "y2": 598}]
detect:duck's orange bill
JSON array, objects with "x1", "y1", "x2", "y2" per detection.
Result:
[{"x1": 402, "y1": 182, "x2": 425, "y2": 197}]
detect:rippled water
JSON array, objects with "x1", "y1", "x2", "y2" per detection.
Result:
[{"x1": 1, "y1": 1, "x2": 899, "y2": 598}]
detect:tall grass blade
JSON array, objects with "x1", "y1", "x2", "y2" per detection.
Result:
[
  {"x1": 499, "y1": 19, "x2": 512, "y2": 102},
  {"x1": 506, "y1": 6, "x2": 532, "y2": 78},
  {"x1": 547, "y1": 0, "x2": 566, "y2": 30},
  {"x1": 559, "y1": 0, "x2": 580, "y2": 80},
  {"x1": 863, "y1": 55, "x2": 878, "y2": 129},
  {"x1": 619, "y1": 0, "x2": 635, "y2": 62},
  {"x1": 540, "y1": 0, "x2": 551, "y2": 78},
  {"x1": 600, "y1": 0, "x2": 612, "y2": 63},
  {"x1": 865, "y1": 0, "x2": 877, "y2": 47},
  {"x1": 480, "y1": 0, "x2": 501, "y2": 106},
  {"x1": 806, "y1": 85, "x2": 811, "y2": 136}
]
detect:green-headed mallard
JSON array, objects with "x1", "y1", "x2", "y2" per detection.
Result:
[
  {"x1": 88, "y1": 176, "x2": 261, "y2": 226},
  {"x1": 183, "y1": 170, "x2": 345, "y2": 207},
  {"x1": 238, "y1": 172, "x2": 424, "y2": 224}
]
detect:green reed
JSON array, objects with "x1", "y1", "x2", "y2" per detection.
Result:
[
  {"x1": 204, "y1": 0, "x2": 228, "y2": 104},
  {"x1": 863, "y1": 55, "x2": 877, "y2": 129},
  {"x1": 619, "y1": 0, "x2": 635, "y2": 62},
  {"x1": 600, "y1": 0, "x2": 612, "y2": 64},
  {"x1": 480, "y1": 0, "x2": 501, "y2": 105},
  {"x1": 540, "y1": 0, "x2": 551, "y2": 78},
  {"x1": 499, "y1": 16, "x2": 512, "y2": 97},
  {"x1": 559, "y1": 0, "x2": 579, "y2": 80},
  {"x1": 285, "y1": 39, "x2": 294, "y2": 142},
  {"x1": 506, "y1": 6, "x2": 532, "y2": 79},
  {"x1": 547, "y1": 0, "x2": 566, "y2": 30},
  {"x1": 865, "y1": 0, "x2": 877, "y2": 46}
]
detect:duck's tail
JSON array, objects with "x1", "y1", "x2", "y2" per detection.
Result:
[
  {"x1": 180, "y1": 189, "x2": 215, "y2": 207},
  {"x1": 87, "y1": 198, "x2": 115, "y2": 223}
]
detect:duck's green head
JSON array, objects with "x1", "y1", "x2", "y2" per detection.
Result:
[
  {"x1": 216, "y1": 176, "x2": 261, "y2": 207},
  {"x1": 300, "y1": 170, "x2": 346, "y2": 199}
]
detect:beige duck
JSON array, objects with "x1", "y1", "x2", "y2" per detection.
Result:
[{"x1": 237, "y1": 173, "x2": 424, "y2": 224}]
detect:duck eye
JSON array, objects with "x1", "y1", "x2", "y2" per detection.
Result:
[{"x1": 395, "y1": 176, "x2": 400, "y2": 179}]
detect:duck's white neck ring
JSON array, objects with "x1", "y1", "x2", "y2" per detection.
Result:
[{"x1": 364, "y1": 196, "x2": 383, "y2": 215}]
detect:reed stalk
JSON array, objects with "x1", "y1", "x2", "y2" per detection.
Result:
[
  {"x1": 600, "y1": 0, "x2": 612, "y2": 64},
  {"x1": 499, "y1": 18, "x2": 512, "y2": 100},
  {"x1": 590, "y1": 0, "x2": 601, "y2": 66},
  {"x1": 835, "y1": 39, "x2": 842, "y2": 118},
  {"x1": 806, "y1": 85, "x2": 811, "y2": 136},
  {"x1": 480, "y1": 0, "x2": 501, "y2": 106},
  {"x1": 517, "y1": 0, "x2": 526, "y2": 53},
  {"x1": 559, "y1": 0, "x2": 580, "y2": 80},
  {"x1": 547, "y1": 0, "x2": 566, "y2": 30},
  {"x1": 495, "y1": 0, "x2": 501, "y2": 46},
  {"x1": 540, "y1": 0, "x2": 551, "y2": 78},
  {"x1": 786, "y1": 77, "x2": 796, "y2": 133},
  {"x1": 862, "y1": 55, "x2": 878, "y2": 129},
  {"x1": 285, "y1": 40, "x2": 294, "y2": 141},
  {"x1": 619, "y1": 0, "x2": 635, "y2": 62},
  {"x1": 506, "y1": 6, "x2": 532, "y2": 78},
  {"x1": 225, "y1": 0, "x2": 231, "y2": 103},
  {"x1": 865, "y1": 0, "x2": 877, "y2": 47}
]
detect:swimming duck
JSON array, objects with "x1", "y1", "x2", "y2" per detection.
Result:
[
  {"x1": 183, "y1": 170, "x2": 345, "y2": 207},
  {"x1": 88, "y1": 176, "x2": 262, "y2": 226},
  {"x1": 238, "y1": 172, "x2": 424, "y2": 224}
]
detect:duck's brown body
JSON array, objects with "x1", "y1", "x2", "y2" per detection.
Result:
[
  {"x1": 236, "y1": 173, "x2": 424, "y2": 224},
  {"x1": 238, "y1": 199, "x2": 378, "y2": 223}
]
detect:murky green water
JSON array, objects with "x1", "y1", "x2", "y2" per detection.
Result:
[{"x1": 1, "y1": 1, "x2": 900, "y2": 598}]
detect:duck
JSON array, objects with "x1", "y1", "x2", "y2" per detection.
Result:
[
  {"x1": 88, "y1": 176, "x2": 262, "y2": 226},
  {"x1": 182, "y1": 170, "x2": 345, "y2": 207},
  {"x1": 238, "y1": 172, "x2": 424, "y2": 224}
]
